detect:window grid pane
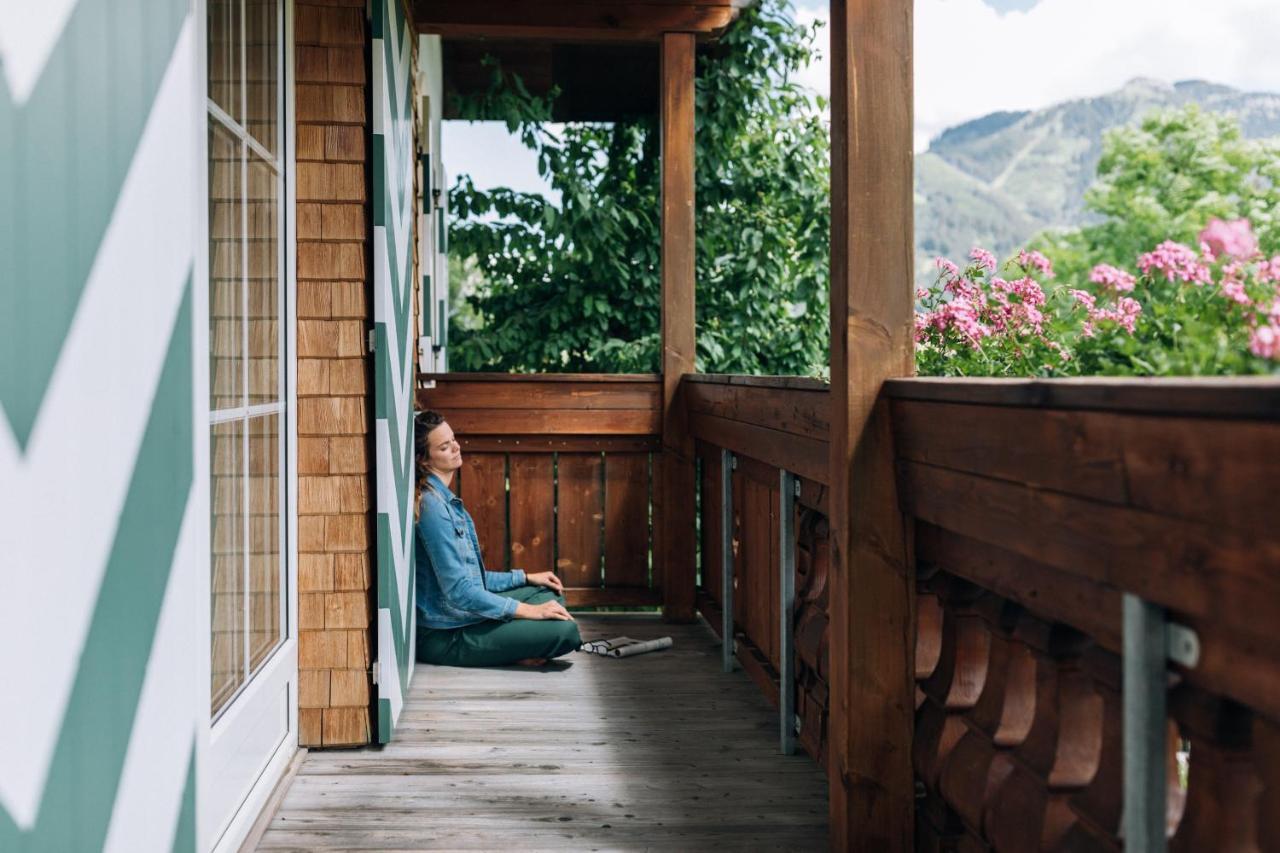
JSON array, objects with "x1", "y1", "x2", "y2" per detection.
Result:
[
  {"x1": 207, "y1": 0, "x2": 242, "y2": 124},
  {"x1": 245, "y1": 0, "x2": 279, "y2": 156},
  {"x1": 208, "y1": 0, "x2": 285, "y2": 717},
  {"x1": 210, "y1": 420, "x2": 245, "y2": 714},
  {"x1": 247, "y1": 151, "x2": 280, "y2": 405},
  {"x1": 248, "y1": 412, "x2": 282, "y2": 670},
  {"x1": 209, "y1": 124, "x2": 244, "y2": 413}
]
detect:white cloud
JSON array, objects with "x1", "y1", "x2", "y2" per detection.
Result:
[{"x1": 795, "y1": 0, "x2": 1280, "y2": 151}]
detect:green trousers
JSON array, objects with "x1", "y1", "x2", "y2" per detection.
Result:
[{"x1": 416, "y1": 585, "x2": 582, "y2": 667}]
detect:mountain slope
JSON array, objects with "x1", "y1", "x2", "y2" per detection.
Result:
[{"x1": 914, "y1": 78, "x2": 1280, "y2": 283}]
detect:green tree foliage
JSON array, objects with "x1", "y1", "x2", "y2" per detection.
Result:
[
  {"x1": 446, "y1": 1, "x2": 831, "y2": 376},
  {"x1": 1032, "y1": 105, "x2": 1280, "y2": 285}
]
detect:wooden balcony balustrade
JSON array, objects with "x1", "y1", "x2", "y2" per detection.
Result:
[
  {"x1": 417, "y1": 374, "x2": 664, "y2": 608},
  {"x1": 891, "y1": 377, "x2": 1280, "y2": 851},
  {"x1": 687, "y1": 373, "x2": 1280, "y2": 850}
]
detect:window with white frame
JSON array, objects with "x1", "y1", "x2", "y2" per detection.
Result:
[{"x1": 207, "y1": 0, "x2": 287, "y2": 717}]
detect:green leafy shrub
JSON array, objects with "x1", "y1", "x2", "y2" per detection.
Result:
[{"x1": 917, "y1": 220, "x2": 1280, "y2": 376}]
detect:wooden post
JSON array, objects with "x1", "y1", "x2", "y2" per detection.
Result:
[
  {"x1": 658, "y1": 32, "x2": 697, "y2": 622},
  {"x1": 827, "y1": 0, "x2": 916, "y2": 848}
]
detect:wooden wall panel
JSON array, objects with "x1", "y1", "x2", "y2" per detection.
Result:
[{"x1": 295, "y1": 0, "x2": 373, "y2": 749}]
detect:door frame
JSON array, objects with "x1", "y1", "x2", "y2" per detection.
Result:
[{"x1": 196, "y1": 1, "x2": 300, "y2": 850}]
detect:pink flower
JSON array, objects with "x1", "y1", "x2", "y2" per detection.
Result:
[
  {"x1": 1009, "y1": 276, "x2": 1045, "y2": 308},
  {"x1": 1072, "y1": 289, "x2": 1142, "y2": 336},
  {"x1": 969, "y1": 247, "x2": 997, "y2": 273},
  {"x1": 915, "y1": 287, "x2": 930, "y2": 300},
  {"x1": 1257, "y1": 256, "x2": 1280, "y2": 285},
  {"x1": 936, "y1": 257, "x2": 959, "y2": 277},
  {"x1": 1068, "y1": 289, "x2": 1096, "y2": 309},
  {"x1": 1220, "y1": 278, "x2": 1252, "y2": 306},
  {"x1": 944, "y1": 275, "x2": 983, "y2": 304},
  {"x1": 1250, "y1": 323, "x2": 1280, "y2": 360},
  {"x1": 1217, "y1": 262, "x2": 1252, "y2": 306},
  {"x1": 1089, "y1": 264, "x2": 1136, "y2": 293},
  {"x1": 1198, "y1": 218, "x2": 1259, "y2": 261},
  {"x1": 914, "y1": 312, "x2": 931, "y2": 341},
  {"x1": 933, "y1": 298, "x2": 991, "y2": 347},
  {"x1": 1112, "y1": 297, "x2": 1142, "y2": 334},
  {"x1": 1016, "y1": 249, "x2": 1055, "y2": 278},
  {"x1": 1138, "y1": 241, "x2": 1212, "y2": 285}
]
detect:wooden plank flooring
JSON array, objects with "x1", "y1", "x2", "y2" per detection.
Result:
[{"x1": 257, "y1": 615, "x2": 829, "y2": 851}]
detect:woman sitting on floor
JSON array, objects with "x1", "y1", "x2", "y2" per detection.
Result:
[{"x1": 413, "y1": 409, "x2": 582, "y2": 667}]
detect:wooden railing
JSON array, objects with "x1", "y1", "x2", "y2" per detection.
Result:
[
  {"x1": 685, "y1": 373, "x2": 1280, "y2": 849},
  {"x1": 687, "y1": 375, "x2": 834, "y2": 765},
  {"x1": 419, "y1": 369, "x2": 1280, "y2": 846},
  {"x1": 417, "y1": 374, "x2": 662, "y2": 607},
  {"x1": 887, "y1": 377, "x2": 1280, "y2": 850}
]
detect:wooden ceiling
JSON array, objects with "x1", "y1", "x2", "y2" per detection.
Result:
[
  {"x1": 442, "y1": 40, "x2": 660, "y2": 121},
  {"x1": 413, "y1": 0, "x2": 748, "y2": 42}
]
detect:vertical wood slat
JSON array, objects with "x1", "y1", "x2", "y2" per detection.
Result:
[
  {"x1": 828, "y1": 0, "x2": 917, "y2": 846},
  {"x1": 604, "y1": 453, "x2": 651, "y2": 589},
  {"x1": 659, "y1": 30, "x2": 697, "y2": 622},
  {"x1": 508, "y1": 454, "x2": 554, "y2": 573},
  {"x1": 698, "y1": 449, "x2": 723, "y2": 603},
  {"x1": 461, "y1": 454, "x2": 506, "y2": 569},
  {"x1": 731, "y1": 465, "x2": 745, "y2": 631},
  {"x1": 742, "y1": 476, "x2": 778, "y2": 668},
  {"x1": 556, "y1": 453, "x2": 604, "y2": 587}
]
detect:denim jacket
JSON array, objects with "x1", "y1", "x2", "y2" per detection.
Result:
[{"x1": 415, "y1": 471, "x2": 526, "y2": 630}]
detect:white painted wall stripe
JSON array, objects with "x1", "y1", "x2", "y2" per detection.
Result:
[
  {"x1": 0, "y1": 19, "x2": 195, "y2": 828},
  {"x1": 102, "y1": 485, "x2": 199, "y2": 853}
]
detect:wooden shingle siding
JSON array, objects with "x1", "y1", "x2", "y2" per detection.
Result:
[{"x1": 296, "y1": 0, "x2": 374, "y2": 748}]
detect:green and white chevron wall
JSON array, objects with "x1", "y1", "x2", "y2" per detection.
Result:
[
  {"x1": 372, "y1": 0, "x2": 418, "y2": 743},
  {"x1": 0, "y1": 0, "x2": 201, "y2": 850}
]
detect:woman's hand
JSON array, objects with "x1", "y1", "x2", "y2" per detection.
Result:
[
  {"x1": 526, "y1": 571, "x2": 564, "y2": 595},
  {"x1": 514, "y1": 600, "x2": 574, "y2": 621}
]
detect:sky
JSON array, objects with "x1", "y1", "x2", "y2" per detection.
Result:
[{"x1": 443, "y1": 0, "x2": 1280, "y2": 195}]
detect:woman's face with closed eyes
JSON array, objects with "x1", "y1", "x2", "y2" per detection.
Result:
[{"x1": 426, "y1": 421, "x2": 462, "y2": 475}]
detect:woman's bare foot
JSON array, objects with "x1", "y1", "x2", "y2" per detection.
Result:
[{"x1": 514, "y1": 657, "x2": 548, "y2": 667}]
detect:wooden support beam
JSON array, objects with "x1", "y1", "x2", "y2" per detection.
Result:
[
  {"x1": 414, "y1": 0, "x2": 741, "y2": 41},
  {"x1": 827, "y1": 0, "x2": 916, "y2": 848},
  {"x1": 658, "y1": 32, "x2": 697, "y2": 622}
]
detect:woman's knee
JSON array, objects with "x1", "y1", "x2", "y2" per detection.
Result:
[{"x1": 554, "y1": 619, "x2": 582, "y2": 651}]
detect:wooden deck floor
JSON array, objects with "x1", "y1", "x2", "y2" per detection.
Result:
[{"x1": 256, "y1": 615, "x2": 829, "y2": 851}]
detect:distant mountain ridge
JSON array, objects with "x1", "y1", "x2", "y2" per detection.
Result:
[{"x1": 914, "y1": 78, "x2": 1280, "y2": 283}]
